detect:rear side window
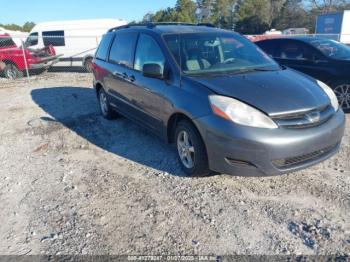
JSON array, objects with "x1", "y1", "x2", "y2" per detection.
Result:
[
  {"x1": 95, "y1": 34, "x2": 114, "y2": 61},
  {"x1": 43, "y1": 30, "x2": 65, "y2": 46},
  {"x1": 109, "y1": 32, "x2": 138, "y2": 68}
]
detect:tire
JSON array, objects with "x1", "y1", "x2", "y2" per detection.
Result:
[
  {"x1": 175, "y1": 120, "x2": 210, "y2": 177},
  {"x1": 97, "y1": 88, "x2": 118, "y2": 120},
  {"x1": 330, "y1": 80, "x2": 350, "y2": 113},
  {"x1": 84, "y1": 57, "x2": 93, "y2": 73},
  {"x1": 3, "y1": 64, "x2": 23, "y2": 79}
]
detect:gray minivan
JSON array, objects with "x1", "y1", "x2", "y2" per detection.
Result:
[{"x1": 92, "y1": 23, "x2": 345, "y2": 177}]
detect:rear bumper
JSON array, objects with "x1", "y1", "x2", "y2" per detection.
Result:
[{"x1": 194, "y1": 109, "x2": 346, "y2": 176}]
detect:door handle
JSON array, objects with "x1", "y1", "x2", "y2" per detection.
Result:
[
  {"x1": 112, "y1": 71, "x2": 128, "y2": 79},
  {"x1": 112, "y1": 71, "x2": 122, "y2": 77}
]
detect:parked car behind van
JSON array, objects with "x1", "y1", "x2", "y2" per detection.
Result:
[
  {"x1": 255, "y1": 37, "x2": 350, "y2": 112},
  {"x1": 92, "y1": 23, "x2": 345, "y2": 177},
  {"x1": 25, "y1": 19, "x2": 127, "y2": 72}
]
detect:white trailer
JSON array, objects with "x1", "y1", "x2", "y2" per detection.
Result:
[{"x1": 24, "y1": 19, "x2": 127, "y2": 71}]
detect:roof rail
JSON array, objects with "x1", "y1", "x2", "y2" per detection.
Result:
[{"x1": 107, "y1": 22, "x2": 216, "y2": 32}]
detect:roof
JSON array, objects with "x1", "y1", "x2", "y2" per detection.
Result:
[
  {"x1": 0, "y1": 32, "x2": 10, "y2": 37},
  {"x1": 108, "y1": 23, "x2": 231, "y2": 35},
  {"x1": 154, "y1": 25, "x2": 228, "y2": 34}
]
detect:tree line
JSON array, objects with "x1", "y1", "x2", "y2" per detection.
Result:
[
  {"x1": 1, "y1": 1, "x2": 350, "y2": 35},
  {"x1": 0, "y1": 22, "x2": 35, "y2": 32},
  {"x1": 142, "y1": 0, "x2": 350, "y2": 34}
]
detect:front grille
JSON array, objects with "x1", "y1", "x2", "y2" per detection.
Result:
[
  {"x1": 271, "y1": 105, "x2": 334, "y2": 129},
  {"x1": 272, "y1": 144, "x2": 338, "y2": 169}
]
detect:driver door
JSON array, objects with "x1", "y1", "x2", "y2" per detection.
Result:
[{"x1": 130, "y1": 33, "x2": 173, "y2": 135}]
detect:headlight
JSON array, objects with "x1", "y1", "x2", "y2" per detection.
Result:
[
  {"x1": 209, "y1": 95, "x2": 278, "y2": 129},
  {"x1": 317, "y1": 80, "x2": 339, "y2": 111}
]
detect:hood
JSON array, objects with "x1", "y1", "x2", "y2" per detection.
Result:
[{"x1": 189, "y1": 69, "x2": 330, "y2": 115}]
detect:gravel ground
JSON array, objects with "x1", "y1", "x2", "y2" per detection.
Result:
[{"x1": 0, "y1": 73, "x2": 349, "y2": 256}]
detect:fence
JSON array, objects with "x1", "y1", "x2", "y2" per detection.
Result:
[{"x1": 0, "y1": 33, "x2": 350, "y2": 81}]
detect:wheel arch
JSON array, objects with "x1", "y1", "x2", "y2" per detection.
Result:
[{"x1": 167, "y1": 112, "x2": 204, "y2": 144}]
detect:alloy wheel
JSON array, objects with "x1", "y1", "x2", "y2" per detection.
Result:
[
  {"x1": 334, "y1": 84, "x2": 350, "y2": 110},
  {"x1": 99, "y1": 91, "x2": 108, "y2": 116},
  {"x1": 177, "y1": 130, "x2": 195, "y2": 169}
]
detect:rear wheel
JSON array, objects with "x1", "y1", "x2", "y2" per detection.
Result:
[
  {"x1": 3, "y1": 64, "x2": 23, "y2": 79},
  {"x1": 175, "y1": 120, "x2": 210, "y2": 177},
  {"x1": 331, "y1": 80, "x2": 350, "y2": 113},
  {"x1": 98, "y1": 88, "x2": 118, "y2": 119}
]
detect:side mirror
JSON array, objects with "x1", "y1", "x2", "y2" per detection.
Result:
[{"x1": 142, "y1": 63, "x2": 164, "y2": 79}]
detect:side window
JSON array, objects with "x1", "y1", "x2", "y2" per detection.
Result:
[
  {"x1": 95, "y1": 33, "x2": 114, "y2": 61},
  {"x1": 256, "y1": 41, "x2": 276, "y2": 57},
  {"x1": 0, "y1": 36, "x2": 16, "y2": 47},
  {"x1": 109, "y1": 32, "x2": 138, "y2": 68},
  {"x1": 278, "y1": 41, "x2": 305, "y2": 60},
  {"x1": 277, "y1": 40, "x2": 322, "y2": 61},
  {"x1": 25, "y1": 32, "x2": 38, "y2": 47},
  {"x1": 300, "y1": 44, "x2": 323, "y2": 61},
  {"x1": 134, "y1": 34, "x2": 165, "y2": 72},
  {"x1": 43, "y1": 31, "x2": 65, "y2": 46}
]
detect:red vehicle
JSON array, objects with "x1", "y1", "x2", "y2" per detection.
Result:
[{"x1": 0, "y1": 33, "x2": 60, "y2": 79}]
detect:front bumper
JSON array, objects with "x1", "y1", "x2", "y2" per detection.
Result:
[{"x1": 194, "y1": 110, "x2": 346, "y2": 176}]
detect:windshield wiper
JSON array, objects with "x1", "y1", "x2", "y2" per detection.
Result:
[{"x1": 229, "y1": 67, "x2": 279, "y2": 75}]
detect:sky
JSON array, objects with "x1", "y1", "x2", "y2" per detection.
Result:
[{"x1": 1, "y1": 0, "x2": 177, "y2": 25}]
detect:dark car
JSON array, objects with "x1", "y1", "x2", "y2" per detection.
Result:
[
  {"x1": 255, "y1": 37, "x2": 350, "y2": 112},
  {"x1": 92, "y1": 23, "x2": 345, "y2": 177}
]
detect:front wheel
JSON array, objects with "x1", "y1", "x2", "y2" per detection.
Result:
[
  {"x1": 332, "y1": 81, "x2": 350, "y2": 113},
  {"x1": 175, "y1": 120, "x2": 210, "y2": 177}
]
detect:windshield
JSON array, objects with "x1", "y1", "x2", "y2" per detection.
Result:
[
  {"x1": 164, "y1": 32, "x2": 279, "y2": 75},
  {"x1": 0, "y1": 36, "x2": 16, "y2": 48},
  {"x1": 308, "y1": 39, "x2": 350, "y2": 60}
]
